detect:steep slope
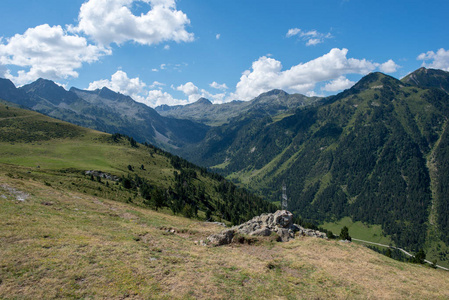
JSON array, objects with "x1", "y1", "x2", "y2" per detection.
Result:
[
  {"x1": 0, "y1": 78, "x2": 209, "y2": 150},
  {"x1": 69, "y1": 86, "x2": 209, "y2": 148},
  {"x1": 0, "y1": 78, "x2": 34, "y2": 107},
  {"x1": 184, "y1": 71, "x2": 449, "y2": 263},
  {"x1": 0, "y1": 100, "x2": 276, "y2": 225},
  {"x1": 2, "y1": 175, "x2": 449, "y2": 299},
  {"x1": 402, "y1": 67, "x2": 449, "y2": 93},
  {"x1": 156, "y1": 89, "x2": 320, "y2": 126}
]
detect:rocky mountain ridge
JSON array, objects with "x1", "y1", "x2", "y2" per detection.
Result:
[
  {"x1": 156, "y1": 89, "x2": 321, "y2": 126},
  {"x1": 0, "y1": 78, "x2": 209, "y2": 150}
]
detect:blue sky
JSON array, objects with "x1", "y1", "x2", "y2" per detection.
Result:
[{"x1": 1, "y1": 0, "x2": 448, "y2": 107}]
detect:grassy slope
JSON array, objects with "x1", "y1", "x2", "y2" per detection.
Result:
[
  {"x1": 1, "y1": 100, "x2": 258, "y2": 218},
  {"x1": 321, "y1": 217, "x2": 392, "y2": 245},
  {"x1": 1, "y1": 175, "x2": 449, "y2": 299}
]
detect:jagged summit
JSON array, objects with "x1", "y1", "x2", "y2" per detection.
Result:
[{"x1": 20, "y1": 78, "x2": 79, "y2": 105}]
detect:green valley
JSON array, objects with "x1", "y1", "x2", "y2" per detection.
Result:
[{"x1": 179, "y1": 69, "x2": 449, "y2": 266}]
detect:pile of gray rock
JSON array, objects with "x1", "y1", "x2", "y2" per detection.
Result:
[
  {"x1": 207, "y1": 210, "x2": 328, "y2": 246},
  {"x1": 85, "y1": 170, "x2": 120, "y2": 181}
]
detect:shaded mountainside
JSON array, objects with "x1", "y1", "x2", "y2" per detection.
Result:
[
  {"x1": 156, "y1": 89, "x2": 321, "y2": 126},
  {"x1": 0, "y1": 100, "x2": 276, "y2": 225},
  {"x1": 182, "y1": 70, "x2": 449, "y2": 260},
  {"x1": 0, "y1": 78, "x2": 209, "y2": 150},
  {"x1": 402, "y1": 67, "x2": 449, "y2": 93}
]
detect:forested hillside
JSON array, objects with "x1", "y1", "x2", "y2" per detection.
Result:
[{"x1": 182, "y1": 69, "x2": 449, "y2": 258}]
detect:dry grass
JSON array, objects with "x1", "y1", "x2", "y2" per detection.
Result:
[{"x1": 1, "y1": 174, "x2": 449, "y2": 299}]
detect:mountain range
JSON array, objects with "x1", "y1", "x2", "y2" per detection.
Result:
[
  {"x1": 1, "y1": 67, "x2": 449, "y2": 265},
  {"x1": 0, "y1": 78, "x2": 208, "y2": 150},
  {"x1": 156, "y1": 90, "x2": 320, "y2": 126}
]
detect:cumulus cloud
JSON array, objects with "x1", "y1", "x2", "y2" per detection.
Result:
[
  {"x1": 322, "y1": 76, "x2": 355, "y2": 92},
  {"x1": 146, "y1": 89, "x2": 186, "y2": 106},
  {"x1": 417, "y1": 48, "x2": 449, "y2": 71},
  {"x1": 230, "y1": 48, "x2": 397, "y2": 100},
  {"x1": 0, "y1": 24, "x2": 110, "y2": 86},
  {"x1": 86, "y1": 69, "x2": 187, "y2": 106},
  {"x1": 176, "y1": 82, "x2": 202, "y2": 102},
  {"x1": 70, "y1": 0, "x2": 194, "y2": 46},
  {"x1": 379, "y1": 59, "x2": 399, "y2": 73},
  {"x1": 172, "y1": 81, "x2": 227, "y2": 103},
  {"x1": 286, "y1": 28, "x2": 332, "y2": 46},
  {"x1": 0, "y1": 63, "x2": 7, "y2": 77},
  {"x1": 210, "y1": 81, "x2": 228, "y2": 90},
  {"x1": 88, "y1": 70, "x2": 146, "y2": 101},
  {"x1": 176, "y1": 81, "x2": 198, "y2": 95}
]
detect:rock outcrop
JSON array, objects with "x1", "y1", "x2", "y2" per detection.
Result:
[
  {"x1": 234, "y1": 210, "x2": 295, "y2": 242},
  {"x1": 206, "y1": 210, "x2": 328, "y2": 246}
]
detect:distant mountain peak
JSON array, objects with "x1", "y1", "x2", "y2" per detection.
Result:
[
  {"x1": 195, "y1": 97, "x2": 212, "y2": 105},
  {"x1": 350, "y1": 72, "x2": 401, "y2": 92},
  {"x1": 20, "y1": 78, "x2": 65, "y2": 95},
  {"x1": 259, "y1": 89, "x2": 288, "y2": 97},
  {"x1": 402, "y1": 67, "x2": 449, "y2": 93}
]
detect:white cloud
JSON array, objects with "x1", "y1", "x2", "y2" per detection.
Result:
[
  {"x1": 0, "y1": 24, "x2": 110, "y2": 86},
  {"x1": 176, "y1": 81, "x2": 199, "y2": 95},
  {"x1": 306, "y1": 39, "x2": 321, "y2": 46},
  {"x1": 322, "y1": 76, "x2": 355, "y2": 92},
  {"x1": 230, "y1": 48, "x2": 397, "y2": 100},
  {"x1": 160, "y1": 63, "x2": 166, "y2": 70},
  {"x1": 0, "y1": 63, "x2": 7, "y2": 77},
  {"x1": 199, "y1": 89, "x2": 226, "y2": 103},
  {"x1": 149, "y1": 81, "x2": 165, "y2": 88},
  {"x1": 146, "y1": 89, "x2": 186, "y2": 106},
  {"x1": 417, "y1": 48, "x2": 449, "y2": 71},
  {"x1": 286, "y1": 28, "x2": 332, "y2": 46},
  {"x1": 164, "y1": 45, "x2": 170, "y2": 50},
  {"x1": 379, "y1": 59, "x2": 399, "y2": 73},
  {"x1": 286, "y1": 28, "x2": 301, "y2": 38},
  {"x1": 86, "y1": 70, "x2": 192, "y2": 106},
  {"x1": 176, "y1": 82, "x2": 201, "y2": 102},
  {"x1": 172, "y1": 81, "x2": 227, "y2": 104},
  {"x1": 70, "y1": 0, "x2": 194, "y2": 46},
  {"x1": 87, "y1": 70, "x2": 146, "y2": 101},
  {"x1": 216, "y1": 34, "x2": 221, "y2": 40},
  {"x1": 210, "y1": 81, "x2": 228, "y2": 91}
]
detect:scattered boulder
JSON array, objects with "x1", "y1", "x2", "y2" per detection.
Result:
[
  {"x1": 296, "y1": 227, "x2": 328, "y2": 239},
  {"x1": 207, "y1": 229, "x2": 234, "y2": 246},
  {"x1": 206, "y1": 210, "x2": 328, "y2": 246},
  {"x1": 85, "y1": 170, "x2": 120, "y2": 181}
]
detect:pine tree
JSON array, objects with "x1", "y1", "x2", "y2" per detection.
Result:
[{"x1": 340, "y1": 226, "x2": 351, "y2": 241}]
